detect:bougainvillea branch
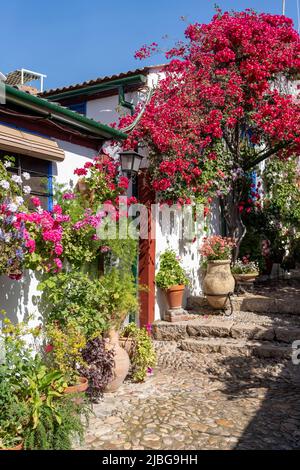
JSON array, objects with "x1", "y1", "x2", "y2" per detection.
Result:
[{"x1": 122, "y1": 9, "x2": 300, "y2": 258}]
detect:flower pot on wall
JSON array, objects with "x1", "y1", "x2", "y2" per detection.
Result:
[
  {"x1": 203, "y1": 260, "x2": 235, "y2": 309},
  {"x1": 104, "y1": 329, "x2": 130, "y2": 393},
  {"x1": 166, "y1": 285, "x2": 185, "y2": 309}
]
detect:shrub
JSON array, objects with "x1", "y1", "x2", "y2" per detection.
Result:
[
  {"x1": 121, "y1": 323, "x2": 157, "y2": 382},
  {"x1": 80, "y1": 336, "x2": 115, "y2": 402}
]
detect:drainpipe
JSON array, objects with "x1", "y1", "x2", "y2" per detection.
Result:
[{"x1": 118, "y1": 85, "x2": 135, "y2": 116}]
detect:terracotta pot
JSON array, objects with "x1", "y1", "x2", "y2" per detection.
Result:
[
  {"x1": 119, "y1": 337, "x2": 135, "y2": 357},
  {"x1": 166, "y1": 285, "x2": 185, "y2": 309},
  {"x1": 203, "y1": 260, "x2": 235, "y2": 309},
  {"x1": 233, "y1": 273, "x2": 258, "y2": 283},
  {"x1": 64, "y1": 376, "x2": 88, "y2": 395},
  {"x1": 104, "y1": 329, "x2": 130, "y2": 393},
  {"x1": 0, "y1": 441, "x2": 23, "y2": 451}
]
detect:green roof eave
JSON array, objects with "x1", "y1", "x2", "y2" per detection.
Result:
[
  {"x1": 44, "y1": 74, "x2": 147, "y2": 101},
  {"x1": 4, "y1": 85, "x2": 127, "y2": 141}
]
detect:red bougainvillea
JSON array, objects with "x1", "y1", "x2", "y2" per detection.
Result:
[{"x1": 121, "y1": 9, "x2": 300, "y2": 250}]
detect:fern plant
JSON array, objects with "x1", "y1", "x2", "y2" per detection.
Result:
[{"x1": 24, "y1": 396, "x2": 91, "y2": 450}]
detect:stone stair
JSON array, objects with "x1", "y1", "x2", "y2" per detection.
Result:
[
  {"x1": 152, "y1": 311, "x2": 300, "y2": 362},
  {"x1": 186, "y1": 292, "x2": 300, "y2": 316}
]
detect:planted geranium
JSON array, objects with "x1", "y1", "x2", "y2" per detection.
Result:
[{"x1": 200, "y1": 236, "x2": 236, "y2": 261}]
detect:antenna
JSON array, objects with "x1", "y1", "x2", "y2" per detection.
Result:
[
  {"x1": 297, "y1": 0, "x2": 300, "y2": 32},
  {"x1": 282, "y1": 0, "x2": 286, "y2": 15}
]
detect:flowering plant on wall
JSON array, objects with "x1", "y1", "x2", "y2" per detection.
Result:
[
  {"x1": 0, "y1": 157, "x2": 31, "y2": 279},
  {"x1": 18, "y1": 199, "x2": 70, "y2": 273},
  {"x1": 55, "y1": 153, "x2": 137, "y2": 267}
]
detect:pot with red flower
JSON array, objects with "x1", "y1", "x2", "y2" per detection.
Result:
[
  {"x1": 155, "y1": 250, "x2": 189, "y2": 310},
  {"x1": 200, "y1": 236, "x2": 236, "y2": 309}
]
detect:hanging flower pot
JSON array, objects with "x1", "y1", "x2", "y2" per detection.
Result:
[{"x1": 203, "y1": 260, "x2": 235, "y2": 309}]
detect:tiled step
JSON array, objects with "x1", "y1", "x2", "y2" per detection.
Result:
[
  {"x1": 187, "y1": 294, "x2": 300, "y2": 315},
  {"x1": 152, "y1": 316, "x2": 300, "y2": 344},
  {"x1": 180, "y1": 337, "x2": 291, "y2": 359}
]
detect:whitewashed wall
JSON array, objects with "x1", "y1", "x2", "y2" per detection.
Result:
[
  {"x1": 0, "y1": 141, "x2": 95, "y2": 326},
  {"x1": 87, "y1": 92, "x2": 139, "y2": 125},
  {"x1": 154, "y1": 200, "x2": 222, "y2": 320}
]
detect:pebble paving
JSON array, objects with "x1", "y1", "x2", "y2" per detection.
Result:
[{"x1": 79, "y1": 352, "x2": 300, "y2": 450}]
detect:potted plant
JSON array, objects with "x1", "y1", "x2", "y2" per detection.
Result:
[
  {"x1": 120, "y1": 323, "x2": 157, "y2": 382},
  {"x1": 0, "y1": 315, "x2": 90, "y2": 450},
  {"x1": 231, "y1": 257, "x2": 259, "y2": 283},
  {"x1": 200, "y1": 236, "x2": 236, "y2": 309},
  {"x1": 45, "y1": 321, "x2": 88, "y2": 394},
  {"x1": 100, "y1": 269, "x2": 138, "y2": 392},
  {"x1": 155, "y1": 250, "x2": 189, "y2": 309},
  {"x1": 0, "y1": 381, "x2": 29, "y2": 451}
]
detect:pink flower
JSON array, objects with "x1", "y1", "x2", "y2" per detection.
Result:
[
  {"x1": 54, "y1": 244, "x2": 63, "y2": 255},
  {"x1": 63, "y1": 192, "x2": 76, "y2": 200},
  {"x1": 52, "y1": 205, "x2": 62, "y2": 215},
  {"x1": 26, "y1": 239, "x2": 36, "y2": 253},
  {"x1": 31, "y1": 196, "x2": 41, "y2": 207},
  {"x1": 74, "y1": 168, "x2": 87, "y2": 176},
  {"x1": 118, "y1": 176, "x2": 129, "y2": 190},
  {"x1": 54, "y1": 258, "x2": 63, "y2": 270}
]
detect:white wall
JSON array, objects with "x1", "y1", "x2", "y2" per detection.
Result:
[
  {"x1": 86, "y1": 91, "x2": 139, "y2": 125},
  {"x1": 0, "y1": 140, "x2": 96, "y2": 326},
  {"x1": 154, "y1": 199, "x2": 222, "y2": 320}
]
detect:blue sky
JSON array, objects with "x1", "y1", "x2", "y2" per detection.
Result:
[{"x1": 1, "y1": 0, "x2": 299, "y2": 90}]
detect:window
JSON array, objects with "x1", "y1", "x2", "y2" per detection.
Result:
[
  {"x1": 0, "y1": 152, "x2": 53, "y2": 210},
  {"x1": 67, "y1": 102, "x2": 87, "y2": 116}
]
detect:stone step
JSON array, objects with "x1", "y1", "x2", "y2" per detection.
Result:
[
  {"x1": 180, "y1": 337, "x2": 291, "y2": 359},
  {"x1": 187, "y1": 294, "x2": 300, "y2": 315},
  {"x1": 152, "y1": 317, "x2": 300, "y2": 344}
]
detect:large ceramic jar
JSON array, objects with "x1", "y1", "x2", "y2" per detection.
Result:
[
  {"x1": 104, "y1": 329, "x2": 130, "y2": 393},
  {"x1": 203, "y1": 260, "x2": 235, "y2": 309}
]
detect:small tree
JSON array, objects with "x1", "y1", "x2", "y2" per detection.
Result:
[{"x1": 122, "y1": 9, "x2": 300, "y2": 260}]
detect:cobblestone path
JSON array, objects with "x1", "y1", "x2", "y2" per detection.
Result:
[{"x1": 79, "y1": 355, "x2": 300, "y2": 450}]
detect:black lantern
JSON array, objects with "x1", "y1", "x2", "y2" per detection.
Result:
[{"x1": 119, "y1": 150, "x2": 143, "y2": 177}]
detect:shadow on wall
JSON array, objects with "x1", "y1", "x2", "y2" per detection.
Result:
[
  {"x1": 0, "y1": 270, "x2": 41, "y2": 325},
  {"x1": 155, "y1": 199, "x2": 223, "y2": 319}
]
